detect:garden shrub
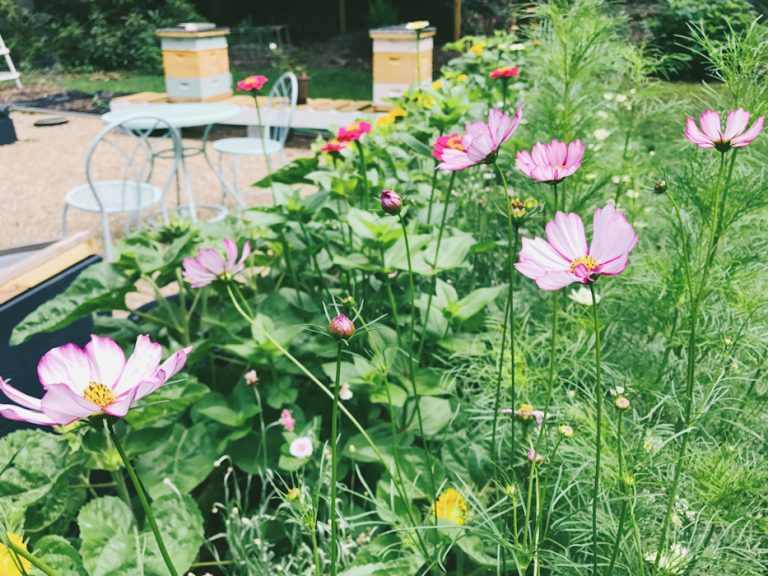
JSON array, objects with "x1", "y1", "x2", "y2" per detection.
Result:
[{"x1": 0, "y1": 0, "x2": 200, "y2": 72}]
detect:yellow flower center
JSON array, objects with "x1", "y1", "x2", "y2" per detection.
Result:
[
  {"x1": 432, "y1": 487, "x2": 467, "y2": 526},
  {"x1": 570, "y1": 256, "x2": 598, "y2": 273},
  {"x1": 446, "y1": 135, "x2": 465, "y2": 152},
  {"x1": 0, "y1": 533, "x2": 31, "y2": 576},
  {"x1": 83, "y1": 382, "x2": 116, "y2": 408}
]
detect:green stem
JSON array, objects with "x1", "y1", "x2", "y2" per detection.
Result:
[
  {"x1": 175, "y1": 270, "x2": 191, "y2": 346},
  {"x1": 606, "y1": 411, "x2": 627, "y2": 576},
  {"x1": 654, "y1": 152, "x2": 735, "y2": 572},
  {"x1": 330, "y1": 341, "x2": 343, "y2": 576},
  {"x1": 111, "y1": 470, "x2": 131, "y2": 506},
  {"x1": 399, "y1": 214, "x2": 439, "y2": 558},
  {"x1": 426, "y1": 167, "x2": 439, "y2": 225},
  {"x1": 354, "y1": 140, "x2": 369, "y2": 209},
  {"x1": 417, "y1": 171, "x2": 456, "y2": 362},
  {"x1": 589, "y1": 282, "x2": 603, "y2": 576},
  {"x1": 8, "y1": 541, "x2": 60, "y2": 576},
  {"x1": 278, "y1": 230, "x2": 304, "y2": 307},
  {"x1": 108, "y1": 422, "x2": 178, "y2": 576}
]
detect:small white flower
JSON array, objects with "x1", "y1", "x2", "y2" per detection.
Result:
[
  {"x1": 509, "y1": 42, "x2": 526, "y2": 51},
  {"x1": 593, "y1": 128, "x2": 611, "y2": 141},
  {"x1": 290, "y1": 436, "x2": 314, "y2": 459},
  {"x1": 615, "y1": 94, "x2": 628, "y2": 103},
  {"x1": 649, "y1": 150, "x2": 656, "y2": 156},
  {"x1": 603, "y1": 92, "x2": 615, "y2": 101},
  {"x1": 625, "y1": 189, "x2": 639, "y2": 199},
  {"x1": 569, "y1": 286, "x2": 599, "y2": 306},
  {"x1": 596, "y1": 110, "x2": 610, "y2": 119},
  {"x1": 269, "y1": 42, "x2": 277, "y2": 50},
  {"x1": 566, "y1": 389, "x2": 576, "y2": 399},
  {"x1": 339, "y1": 382, "x2": 353, "y2": 401},
  {"x1": 611, "y1": 175, "x2": 622, "y2": 184}
]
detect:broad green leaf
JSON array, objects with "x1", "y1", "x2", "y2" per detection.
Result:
[
  {"x1": 194, "y1": 382, "x2": 259, "y2": 427},
  {"x1": 32, "y1": 535, "x2": 86, "y2": 576},
  {"x1": 452, "y1": 284, "x2": 507, "y2": 320},
  {"x1": 125, "y1": 377, "x2": 210, "y2": 429},
  {"x1": 11, "y1": 263, "x2": 132, "y2": 345},
  {"x1": 135, "y1": 422, "x2": 220, "y2": 498},
  {"x1": 405, "y1": 397, "x2": 454, "y2": 437},
  {"x1": 78, "y1": 496, "x2": 141, "y2": 576},
  {"x1": 254, "y1": 156, "x2": 319, "y2": 187},
  {"x1": 144, "y1": 494, "x2": 205, "y2": 575}
]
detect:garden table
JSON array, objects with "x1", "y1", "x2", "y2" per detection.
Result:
[{"x1": 101, "y1": 103, "x2": 239, "y2": 222}]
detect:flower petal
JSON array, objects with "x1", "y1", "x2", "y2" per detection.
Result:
[
  {"x1": 517, "y1": 237, "x2": 570, "y2": 273},
  {"x1": 535, "y1": 270, "x2": 578, "y2": 291},
  {"x1": 196, "y1": 248, "x2": 226, "y2": 276},
  {"x1": 113, "y1": 335, "x2": 163, "y2": 396},
  {"x1": 730, "y1": 115, "x2": 764, "y2": 148},
  {"x1": 589, "y1": 204, "x2": 638, "y2": 274},
  {"x1": 698, "y1": 109, "x2": 722, "y2": 141},
  {"x1": 37, "y1": 343, "x2": 90, "y2": 393},
  {"x1": 223, "y1": 238, "x2": 238, "y2": 268},
  {"x1": 0, "y1": 378, "x2": 42, "y2": 410},
  {"x1": 135, "y1": 345, "x2": 192, "y2": 401},
  {"x1": 0, "y1": 403, "x2": 57, "y2": 426},
  {"x1": 40, "y1": 383, "x2": 99, "y2": 425},
  {"x1": 545, "y1": 212, "x2": 588, "y2": 261},
  {"x1": 723, "y1": 108, "x2": 750, "y2": 141},
  {"x1": 684, "y1": 117, "x2": 714, "y2": 148},
  {"x1": 102, "y1": 388, "x2": 140, "y2": 418},
  {"x1": 84, "y1": 335, "x2": 126, "y2": 389}
]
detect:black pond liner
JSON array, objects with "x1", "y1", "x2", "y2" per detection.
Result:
[{"x1": 11, "y1": 90, "x2": 124, "y2": 115}]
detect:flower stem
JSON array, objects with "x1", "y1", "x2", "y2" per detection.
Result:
[
  {"x1": 253, "y1": 96, "x2": 274, "y2": 201},
  {"x1": 606, "y1": 410, "x2": 627, "y2": 576},
  {"x1": 589, "y1": 282, "x2": 603, "y2": 576},
  {"x1": 107, "y1": 422, "x2": 178, "y2": 576},
  {"x1": 354, "y1": 141, "x2": 369, "y2": 209},
  {"x1": 399, "y1": 214, "x2": 439, "y2": 557},
  {"x1": 8, "y1": 541, "x2": 60, "y2": 576},
  {"x1": 426, "y1": 167, "x2": 438, "y2": 225},
  {"x1": 330, "y1": 341, "x2": 343, "y2": 576}
]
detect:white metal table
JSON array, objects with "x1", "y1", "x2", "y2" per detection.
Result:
[{"x1": 102, "y1": 103, "x2": 239, "y2": 221}]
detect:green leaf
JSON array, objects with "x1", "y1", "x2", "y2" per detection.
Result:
[
  {"x1": 405, "y1": 397, "x2": 454, "y2": 437},
  {"x1": 254, "y1": 156, "x2": 319, "y2": 187},
  {"x1": 453, "y1": 284, "x2": 507, "y2": 320},
  {"x1": 194, "y1": 382, "x2": 259, "y2": 427},
  {"x1": 78, "y1": 496, "x2": 141, "y2": 576},
  {"x1": 11, "y1": 262, "x2": 132, "y2": 344},
  {"x1": 32, "y1": 536, "x2": 86, "y2": 576},
  {"x1": 135, "y1": 422, "x2": 220, "y2": 499},
  {"x1": 125, "y1": 377, "x2": 210, "y2": 429},
  {"x1": 144, "y1": 494, "x2": 205, "y2": 575}
]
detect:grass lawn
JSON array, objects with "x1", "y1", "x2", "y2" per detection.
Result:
[{"x1": 56, "y1": 67, "x2": 373, "y2": 101}]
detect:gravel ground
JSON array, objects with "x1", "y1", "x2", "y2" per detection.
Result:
[{"x1": 0, "y1": 110, "x2": 313, "y2": 251}]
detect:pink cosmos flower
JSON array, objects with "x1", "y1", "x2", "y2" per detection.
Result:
[
  {"x1": 320, "y1": 140, "x2": 346, "y2": 154},
  {"x1": 0, "y1": 335, "x2": 191, "y2": 426},
  {"x1": 237, "y1": 75, "x2": 268, "y2": 92},
  {"x1": 279, "y1": 409, "x2": 296, "y2": 432},
  {"x1": 489, "y1": 66, "x2": 520, "y2": 79},
  {"x1": 516, "y1": 139, "x2": 585, "y2": 183},
  {"x1": 432, "y1": 133, "x2": 464, "y2": 162},
  {"x1": 182, "y1": 238, "x2": 251, "y2": 289},
  {"x1": 527, "y1": 449, "x2": 544, "y2": 463},
  {"x1": 685, "y1": 108, "x2": 765, "y2": 151},
  {"x1": 437, "y1": 106, "x2": 523, "y2": 171},
  {"x1": 516, "y1": 204, "x2": 638, "y2": 291},
  {"x1": 289, "y1": 436, "x2": 313, "y2": 459},
  {"x1": 336, "y1": 121, "x2": 372, "y2": 143}
]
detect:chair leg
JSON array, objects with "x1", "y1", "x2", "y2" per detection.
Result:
[
  {"x1": 100, "y1": 212, "x2": 114, "y2": 262},
  {"x1": 61, "y1": 204, "x2": 69, "y2": 235}
]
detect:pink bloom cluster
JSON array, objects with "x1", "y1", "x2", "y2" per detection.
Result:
[
  {"x1": 685, "y1": 108, "x2": 764, "y2": 151},
  {"x1": 432, "y1": 133, "x2": 465, "y2": 162},
  {"x1": 237, "y1": 75, "x2": 268, "y2": 92},
  {"x1": 320, "y1": 140, "x2": 347, "y2": 154},
  {"x1": 0, "y1": 335, "x2": 191, "y2": 426},
  {"x1": 437, "y1": 106, "x2": 523, "y2": 171},
  {"x1": 489, "y1": 66, "x2": 520, "y2": 79},
  {"x1": 516, "y1": 139, "x2": 585, "y2": 184},
  {"x1": 337, "y1": 121, "x2": 372, "y2": 143},
  {"x1": 516, "y1": 204, "x2": 637, "y2": 290},
  {"x1": 183, "y1": 238, "x2": 251, "y2": 289},
  {"x1": 280, "y1": 409, "x2": 296, "y2": 432}
]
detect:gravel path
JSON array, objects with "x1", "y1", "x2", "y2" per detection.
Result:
[{"x1": 0, "y1": 110, "x2": 313, "y2": 251}]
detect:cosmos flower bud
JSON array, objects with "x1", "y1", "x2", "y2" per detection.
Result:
[
  {"x1": 504, "y1": 484, "x2": 517, "y2": 497},
  {"x1": 527, "y1": 449, "x2": 544, "y2": 463},
  {"x1": 653, "y1": 179, "x2": 668, "y2": 194},
  {"x1": 558, "y1": 424, "x2": 574, "y2": 438},
  {"x1": 615, "y1": 397, "x2": 631, "y2": 411},
  {"x1": 287, "y1": 487, "x2": 302, "y2": 501},
  {"x1": 329, "y1": 314, "x2": 355, "y2": 340},
  {"x1": 380, "y1": 190, "x2": 402, "y2": 215}
]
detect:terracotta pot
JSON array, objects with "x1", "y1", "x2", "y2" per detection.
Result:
[{"x1": 297, "y1": 72, "x2": 310, "y2": 104}]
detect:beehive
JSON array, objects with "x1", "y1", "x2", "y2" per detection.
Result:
[
  {"x1": 369, "y1": 24, "x2": 435, "y2": 105},
  {"x1": 155, "y1": 27, "x2": 232, "y2": 102}
]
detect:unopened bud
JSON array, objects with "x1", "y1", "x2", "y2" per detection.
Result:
[
  {"x1": 244, "y1": 369, "x2": 259, "y2": 386},
  {"x1": 380, "y1": 189, "x2": 402, "y2": 215},
  {"x1": 329, "y1": 314, "x2": 355, "y2": 340},
  {"x1": 653, "y1": 179, "x2": 667, "y2": 195},
  {"x1": 558, "y1": 424, "x2": 574, "y2": 438},
  {"x1": 615, "y1": 397, "x2": 631, "y2": 411}
]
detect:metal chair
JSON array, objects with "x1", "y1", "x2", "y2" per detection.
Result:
[
  {"x1": 213, "y1": 71, "x2": 298, "y2": 210},
  {"x1": 62, "y1": 116, "x2": 181, "y2": 261}
]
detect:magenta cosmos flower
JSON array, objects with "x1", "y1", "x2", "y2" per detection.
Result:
[
  {"x1": 489, "y1": 66, "x2": 520, "y2": 79},
  {"x1": 336, "y1": 121, "x2": 372, "y2": 143},
  {"x1": 437, "y1": 106, "x2": 523, "y2": 172},
  {"x1": 516, "y1": 204, "x2": 637, "y2": 290},
  {"x1": 432, "y1": 133, "x2": 464, "y2": 162},
  {"x1": 0, "y1": 335, "x2": 191, "y2": 426},
  {"x1": 516, "y1": 139, "x2": 585, "y2": 183},
  {"x1": 320, "y1": 140, "x2": 347, "y2": 154},
  {"x1": 685, "y1": 108, "x2": 764, "y2": 151},
  {"x1": 237, "y1": 75, "x2": 268, "y2": 92},
  {"x1": 182, "y1": 238, "x2": 251, "y2": 289}
]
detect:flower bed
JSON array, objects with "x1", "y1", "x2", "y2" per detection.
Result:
[{"x1": 1, "y1": 2, "x2": 767, "y2": 575}]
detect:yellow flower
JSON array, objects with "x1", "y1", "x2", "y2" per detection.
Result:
[
  {"x1": 389, "y1": 106, "x2": 406, "y2": 118},
  {"x1": 456, "y1": 74, "x2": 468, "y2": 82},
  {"x1": 432, "y1": 487, "x2": 467, "y2": 526},
  {"x1": 422, "y1": 95, "x2": 435, "y2": 109},
  {"x1": 0, "y1": 534, "x2": 31, "y2": 576},
  {"x1": 376, "y1": 114, "x2": 394, "y2": 128},
  {"x1": 431, "y1": 79, "x2": 443, "y2": 90},
  {"x1": 469, "y1": 44, "x2": 484, "y2": 57}
]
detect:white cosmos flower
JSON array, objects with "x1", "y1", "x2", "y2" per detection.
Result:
[
  {"x1": 289, "y1": 436, "x2": 313, "y2": 459},
  {"x1": 569, "y1": 286, "x2": 600, "y2": 306}
]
